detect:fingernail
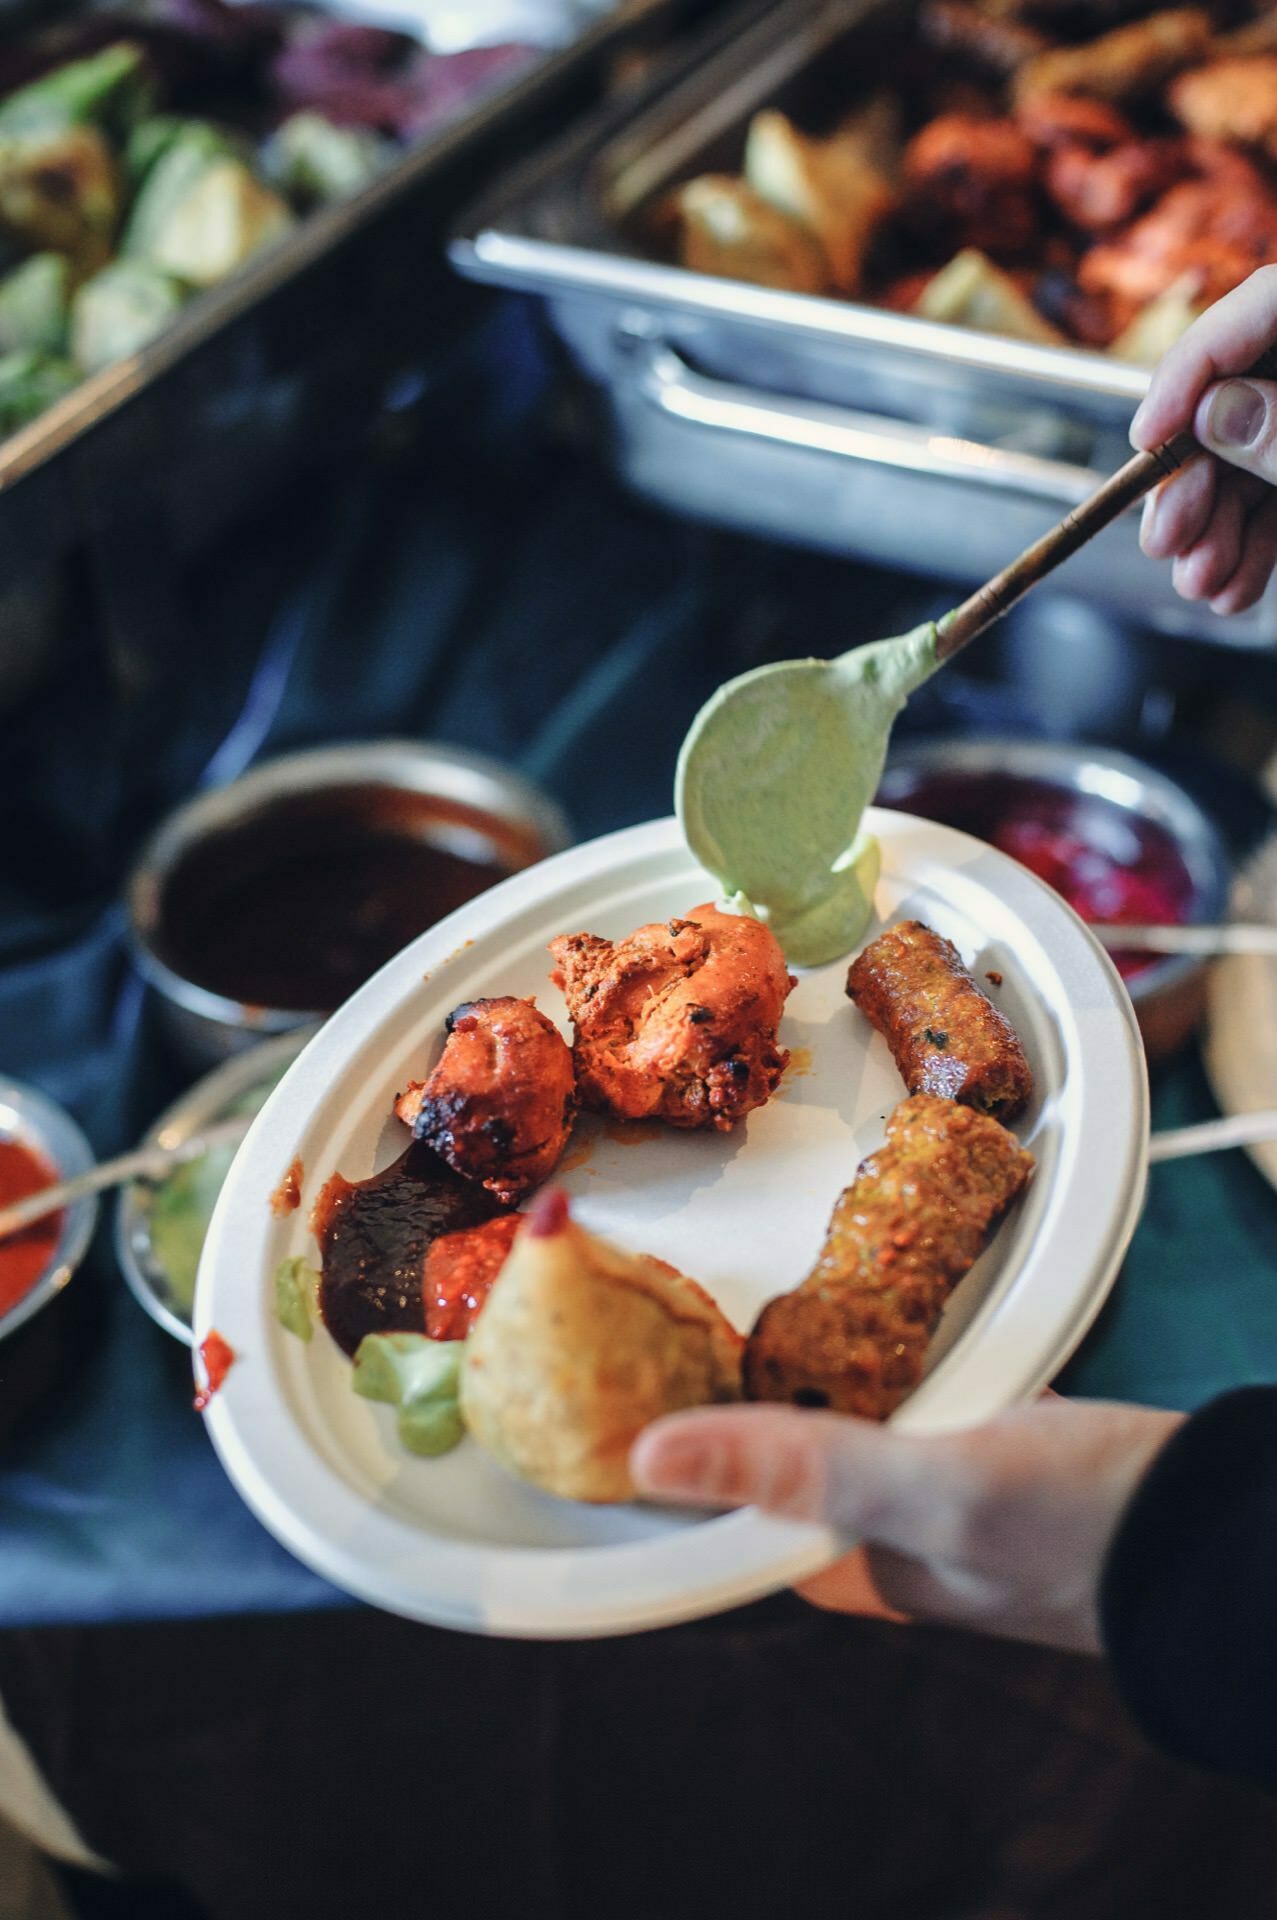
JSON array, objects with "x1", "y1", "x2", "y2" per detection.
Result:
[
  {"x1": 1202, "y1": 381, "x2": 1265, "y2": 450},
  {"x1": 1140, "y1": 492, "x2": 1162, "y2": 555},
  {"x1": 632, "y1": 1433, "x2": 715, "y2": 1495}
]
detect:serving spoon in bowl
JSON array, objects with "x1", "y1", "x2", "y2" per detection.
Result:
[{"x1": 677, "y1": 351, "x2": 1277, "y2": 968}]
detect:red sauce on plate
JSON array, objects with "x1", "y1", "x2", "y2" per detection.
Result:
[
  {"x1": 424, "y1": 1213, "x2": 522, "y2": 1340},
  {"x1": 0, "y1": 1139, "x2": 62, "y2": 1318},
  {"x1": 194, "y1": 1330, "x2": 237, "y2": 1411},
  {"x1": 271, "y1": 1157, "x2": 304, "y2": 1215}
]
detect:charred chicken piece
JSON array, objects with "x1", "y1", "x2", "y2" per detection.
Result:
[
  {"x1": 847, "y1": 919, "x2": 1034, "y2": 1120},
  {"x1": 1045, "y1": 136, "x2": 1187, "y2": 232},
  {"x1": 1170, "y1": 56, "x2": 1277, "y2": 163},
  {"x1": 744, "y1": 1094, "x2": 1034, "y2": 1419},
  {"x1": 1077, "y1": 160, "x2": 1277, "y2": 314},
  {"x1": 550, "y1": 903, "x2": 794, "y2": 1133},
  {"x1": 902, "y1": 113, "x2": 1040, "y2": 256},
  {"x1": 395, "y1": 996, "x2": 575, "y2": 1204},
  {"x1": 1013, "y1": 8, "x2": 1212, "y2": 105}
]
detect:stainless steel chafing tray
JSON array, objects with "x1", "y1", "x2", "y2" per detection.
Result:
[
  {"x1": 452, "y1": 0, "x2": 1277, "y2": 648},
  {"x1": 0, "y1": 0, "x2": 727, "y2": 583}
]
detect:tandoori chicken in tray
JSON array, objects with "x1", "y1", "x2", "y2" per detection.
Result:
[{"x1": 658, "y1": 0, "x2": 1277, "y2": 361}]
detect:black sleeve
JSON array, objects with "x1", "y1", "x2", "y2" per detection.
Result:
[{"x1": 1099, "y1": 1385, "x2": 1277, "y2": 1792}]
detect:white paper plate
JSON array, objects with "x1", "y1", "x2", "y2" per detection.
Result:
[
  {"x1": 1205, "y1": 833, "x2": 1277, "y2": 1190},
  {"x1": 194, "y1": 811, "x2": 1148, "y2": 1639}
]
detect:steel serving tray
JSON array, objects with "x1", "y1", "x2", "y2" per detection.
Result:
[
  {"x1": 452, "y1": 0, "x2": 1277, "y2": 647},
  {"x1": 0, "y1": 0, "x2": 728, "y2": 583}
]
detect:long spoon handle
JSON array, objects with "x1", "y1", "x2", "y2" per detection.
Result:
[
  {"x1": 0, "y1": 1116, "x2": 252, "y2": 1242},
  {"x1": 1149, "y1": 1109, "x2": 1277, "y2": 1163},
  {"x1": 934, "y1": 347, "x2": 1277, "y2": 663}
]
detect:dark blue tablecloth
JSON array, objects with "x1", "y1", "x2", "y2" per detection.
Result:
[{"x1": 2, "y1": 297, "x2": 1276, "y2": 1630}]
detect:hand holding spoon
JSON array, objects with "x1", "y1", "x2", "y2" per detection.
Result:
[{"x1": 677, "y1": 352, "x2": 1277, "y2": 966}]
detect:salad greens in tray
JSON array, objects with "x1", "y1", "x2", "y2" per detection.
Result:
[{"x1": 0, "y1": 0, "x2": 534, "y2": 434}]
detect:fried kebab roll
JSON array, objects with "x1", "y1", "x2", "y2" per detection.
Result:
[
  {"x1": 846, "y1": 919, "x2": 1033, "y2": 1121},
  {"x1": 744, "y1": 1093, "x2": 1034, "y2": 1419}
]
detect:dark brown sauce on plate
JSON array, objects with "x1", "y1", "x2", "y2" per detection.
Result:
[
  {"x1": 312, "y1": 1141, "x2": 507, "y2": 1357},
  {"x1": 156, "y1": 785, "x2": 543, "y2": 1013}
]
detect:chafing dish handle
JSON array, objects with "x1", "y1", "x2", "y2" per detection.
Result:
[{"x1": 632, "y1": 339, "x2": 1106, "y2": 508}]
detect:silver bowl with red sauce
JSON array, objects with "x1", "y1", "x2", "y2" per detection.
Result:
[
  {"x1": 128, "y1": 741, "x2": 571, "y2": 1071},
  {"x1": 877, "y1": 738, "x2": 1231, "y2": 1061}
]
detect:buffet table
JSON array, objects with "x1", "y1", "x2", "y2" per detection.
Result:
[{"x1": 3, "y1": 299, "x2": 1277, "y2": 1920}]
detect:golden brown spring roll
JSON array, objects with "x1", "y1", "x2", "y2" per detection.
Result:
[
  {"x1": 744, "y1": 1094, "x2": 1034, "y2": 1419},
  {"x1": 846, "y1": 919, "x2": 1033, "y2": 1120}
]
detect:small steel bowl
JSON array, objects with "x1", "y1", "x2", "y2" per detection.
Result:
[
  {"x1": 0, "y1": 1078, "x2": 97, "y2": 1345},
  {"x1": 878, "y1": 736, "x2": 1232, "y2": 1061},
  {"x1": 127, "y1": 740, "x2": 571, "y2": 1071},
  {"x1": 116, "y1": 1027, "x2": 317, "y2": 1345}
]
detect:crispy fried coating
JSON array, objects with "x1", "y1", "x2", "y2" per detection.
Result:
[
  {"x1": 673, "y1": 174, "x2": 830, "y2": 293},
  {"x1": 912, "y1": 245, "x2": 1067, "y2": 341},
  {"x1": 903, "y1": 113, "x2": 1040, "y2": 256},
  {"x1": 1170, "y1": 56, "x2": 1277, "y2": 163},
  {"x1": 1013, "y1": 8, "x2": 1212, "y2": 105},
  {"x1": 395, "y1": 996, "x2": 575, "y2": 1204},
  {"x1": 847, "y1": 920, "x2": 1033, "y2": 1120},
  {"x1": 744, "y1": 1094, "x2": 1034, "y2": 1419},
  {"x1": 462, "y1": 1191, "x2": 742, "y2": 1503},
  {"x1": 744, "y1": 106, "x2": 898, "y2": 293},
  {"x1": 550, "y1": 903, "x2": 794, "y2": 1133}
]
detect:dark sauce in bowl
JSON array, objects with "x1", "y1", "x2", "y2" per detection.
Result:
[
  {"x1": 880, "y1": 771, "x2": 1195, "y2": 980},
  {"x1": 154, "y1": 785, "x2": 544, "y2": 1014}
]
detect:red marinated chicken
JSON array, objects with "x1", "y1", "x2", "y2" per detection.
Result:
[
  {"x1": 550, "y1": 903, "x2": 794, "y2": 1132},
  {"x1": 395, "y1": 996, "x2": 575, "y2": 1204}
]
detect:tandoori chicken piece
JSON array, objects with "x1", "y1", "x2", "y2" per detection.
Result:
[
  {"x1": 1045, "y1": 136, "x2": 1187, "y2": 231},
  {"x1": 395, "y1": 996, "x2": 575, "y2": 1204},
  {"x1": 902, "y1": 113, "x2": 1040, "y2": 256},
  {"x1": 847, "y1": 919, "x2": 1034, "y2": 1120},
  {"x1": 550, "y1": 903, "x2": 794, "y2": 1132},
  {"x1": 1013, "y1": 8, "x2": 1212, "y2": 104},
  {"x1": 1077, "y1": 161, "x2": 1277, "y2": 314},
  {"x1": 1170, "y1": 56, "x2": 1277, "y2": 163},
  {"x1": 744, "y1": 1093, "x2": 1034, "y2": 1419}
]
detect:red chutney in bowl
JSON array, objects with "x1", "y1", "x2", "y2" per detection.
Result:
[
  {"x1": 0, "y1": 1138, "x2": 62, "y2": 1318},
  {"x1": 879, "y1": 770, "x2": 1194, "y2": 979}
]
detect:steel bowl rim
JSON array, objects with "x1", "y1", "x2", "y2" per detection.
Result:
[
  {"x1": 115, "y1": 1026, "x2": 322, "y2": 1346},
  {"x1": 126, "y1": 738, "x2": 573, "y2": 1033},
  {"x1": 0, "y1": 1077, "x2": 98, "y2": 1345},
  {"x1": 880, "y1": 735, "x2": 1232, "y2": 1004}
]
